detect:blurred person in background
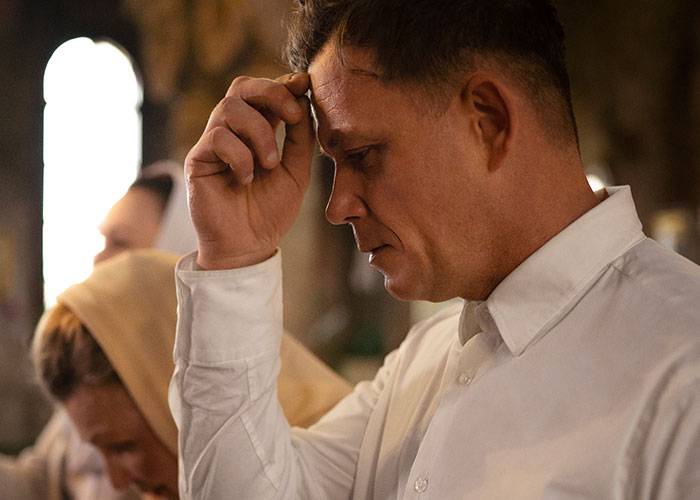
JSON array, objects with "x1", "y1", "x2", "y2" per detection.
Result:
[
  {"x1": 94, "y1": 160, "x2": 197, "y2": 264},
  {"x1": 0, "y1": 161, "x2": 351, "y2": 499},
  {"x1": 0, "y1": 160, "x2": 193, "y2": 500},
  {"x1": 33, "y1": 251, "x2": 182, "y2": 499},
  {"x1": 30, "y1": 250, "x2": 351, "y2": 500}
]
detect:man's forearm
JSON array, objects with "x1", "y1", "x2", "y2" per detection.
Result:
[{"x1": 171, "y1": 251, "x2": 294, "y2": 499}]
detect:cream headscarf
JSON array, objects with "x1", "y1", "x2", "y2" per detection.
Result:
[
  {"x1": 37, "y1": 249, "x2": 352, "y2": 459},
  {"x1": 53, "y1": 249, "x2": 180, "y2": 456}
]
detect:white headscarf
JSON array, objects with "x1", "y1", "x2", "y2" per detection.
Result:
[{"x1": 140, "y1": 160, "x2": 198, "y2": 256}]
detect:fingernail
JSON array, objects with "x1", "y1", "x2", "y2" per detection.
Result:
[
  {"x1": 286, "y1": 101, "x2": 300, "y2": 115},
  {"x1": 243, "y1": 172, "x2": 254, "y2": 185},
  {"x1": 266, "y1": 151, "x2": 279, "y2": 166}
]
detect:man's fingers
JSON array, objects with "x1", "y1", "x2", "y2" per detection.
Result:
[
  {"x1": 219, "y1": 97, "x2": 280, "y2": 169},
  {"x1": 277, "y1": 72, "x2": 311, "y2": 98},
  {"x1": 225, "y1": 75, "x2": 306, "y2": 127},
  {"x1": 192, "y1": 74, "x2": 313, "y2": 187},
  {"x1": 203, "y1": 95, "x2": 280, "y2": 171},
  {"x1": 188, "y1": 126, "x2": 254, "y2": 185},
  {"x1": 281, "y1": 95, "x2": 315, "y2": 189}
]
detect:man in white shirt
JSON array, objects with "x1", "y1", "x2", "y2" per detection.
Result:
[{"x1": 170, "y1": 0, "x2": 700, "y2": 498}]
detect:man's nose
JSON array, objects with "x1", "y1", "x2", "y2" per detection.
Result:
[{"x1": 325, "y1": 167, "x2": 368, "y2": 225}]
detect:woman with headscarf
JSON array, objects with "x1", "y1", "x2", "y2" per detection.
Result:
[
  {"x1": 0, "y1": 161, "x2": 352, "y2": 499},
  {"x1": 34, "y1": 251, "x2": 182, "y2": 499},
  {"x1": 31, "y1": 250, "x2": 352, "y2": 499},
  {"x1": 0, "y1": 160, "x2": 197, "y2": 500}
]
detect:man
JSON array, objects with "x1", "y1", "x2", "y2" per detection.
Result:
[{"x1": 170, "y1": 0, "x2": 700, "y2": 498}]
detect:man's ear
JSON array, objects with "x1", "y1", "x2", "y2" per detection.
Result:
[{"x1": 462, "y1": 74, "x2": 514, "y2": 171}]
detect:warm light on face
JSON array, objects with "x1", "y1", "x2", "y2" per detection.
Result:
[{"x1": 43, "y1": 38, "x2": 142, "y2": 307}]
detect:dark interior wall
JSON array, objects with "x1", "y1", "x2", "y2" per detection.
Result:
[
  {"x1": 0, "y1": 0, "x2": 151, "y2": 450},
  {"x1": 0, "y1": 0, "x2": 698, "y2": 450},
  {"x1": 560, "y1": 0, "x2": 700, "y2": 226}
]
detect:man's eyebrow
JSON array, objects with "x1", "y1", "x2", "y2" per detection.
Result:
[
  {"x1": 318, "y1": 129, "x2": 351, "y2": 157},
  {"x1": 319, "y1": 127, "x2": 378, "y2": 158}
]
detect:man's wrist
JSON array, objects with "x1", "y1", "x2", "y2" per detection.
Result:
[{"x1": 196, "y1": 247, "x2": 277, "y2": 270}]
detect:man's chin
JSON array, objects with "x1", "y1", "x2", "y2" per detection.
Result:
[{"x1": 383, "y1": 274, "x2": 422, "y2": 302}]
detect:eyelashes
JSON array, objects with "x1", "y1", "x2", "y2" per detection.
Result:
[{"x1": 345, "y1": 147, "x2": 371, "y2": 164}]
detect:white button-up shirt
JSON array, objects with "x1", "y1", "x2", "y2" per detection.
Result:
[{"x1": 171, "y1": 186, "x2": 700, "y2": 499}]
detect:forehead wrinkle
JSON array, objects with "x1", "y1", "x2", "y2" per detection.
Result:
[
  {"x1": 310, "y1": 46, "x2": 386, "y2": 155},
  {"x1": 310, "y1": 91, "x2": 344, "y2": 152},
  {"x1": 313, "y1": 77, "x2": 337, "y2": 91},
  {"x1": 348, "y1": 67, "x2": 380, "y2": 79},
  {"x1": 308, "y1": 79, "x2": 335, "y2": 118}
]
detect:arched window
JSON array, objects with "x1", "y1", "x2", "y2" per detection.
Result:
[{"x1": 43, "y1": 37, "x2": 142, "y2": 307}]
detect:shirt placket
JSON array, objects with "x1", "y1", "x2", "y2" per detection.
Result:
[{"x1": 401, "y1": 306, "x2": 496, "y2": 499}]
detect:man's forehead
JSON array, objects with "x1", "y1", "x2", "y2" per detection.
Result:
[
  {"x1": 308, "y1": 44, "x2": 383, "y2": 140},
  {"x1": 308, "y1": 43, "x2": 380, "y2": 95}
]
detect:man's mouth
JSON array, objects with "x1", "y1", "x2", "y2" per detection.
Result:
[
  {"x1": 357, "y1": 240, "x2": 385, "y2": 253},
  {"x1": 368, "y1": 245, "x2": 388, "y2": 262}
]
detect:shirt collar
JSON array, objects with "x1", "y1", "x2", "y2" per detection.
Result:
[
  {"x1": 458, "y1": 300, "x2": 496, "y2": 345},
  {"x1": 483, "y1": 185, "x2": 645, "y2": 356}
]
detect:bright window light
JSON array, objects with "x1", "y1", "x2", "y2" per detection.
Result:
[{"x1": 43, "y1": 37, "x2": 142, "y2": 307}]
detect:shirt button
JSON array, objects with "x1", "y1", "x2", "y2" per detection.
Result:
[
  {"x1": 458, "y1": 372, "x2": 473, "y2": 386},
  {"x1": 414, "y1": 477, "x2": 429, "y2": 493}
]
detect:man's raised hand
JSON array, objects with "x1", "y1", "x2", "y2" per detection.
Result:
[{"x1": 185, "y1": 73, "x2": 315, "y2": 270}]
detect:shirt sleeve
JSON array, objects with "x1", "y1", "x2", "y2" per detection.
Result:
[
  {"x1": 620, "y1": 356, "x2": 700, "y2": 500},
  {"x1": 169, "y1": 251, "x2": 382, "y2": 500}
]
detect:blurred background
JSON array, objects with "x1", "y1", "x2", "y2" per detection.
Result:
[{"x1": 0, "y1": 0, "x2": 699, "y2": 455}]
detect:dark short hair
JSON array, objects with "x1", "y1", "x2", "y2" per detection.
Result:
[
  {"x1": 33, "y1": 304, "x2": 120, "y2": 401},
  {"x1": 286, "y1": 0, "x2": 578, "y2": 145},
  {"x1": 129, "y1": 174, "x2": 174, "y2": 215}
]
